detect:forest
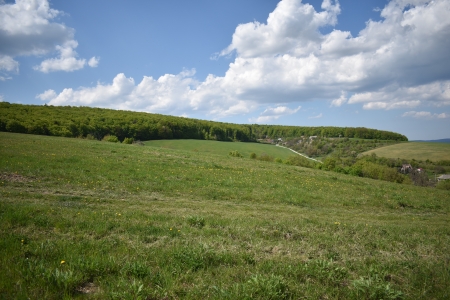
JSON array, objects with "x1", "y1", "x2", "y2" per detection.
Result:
[{"x1": 0, "y1": 102, "x2": 408, "y2": 142}]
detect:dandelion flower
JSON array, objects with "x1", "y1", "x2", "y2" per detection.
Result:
[{"x1": 61, "y1": 260, "x2": 65, "y2": 264}]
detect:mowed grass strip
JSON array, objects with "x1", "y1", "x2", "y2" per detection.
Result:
[
  {"x1": 0, "y1": 132, "x2": 449, "y2": 299},
  {"x1": 364, "y1": 141, "x2": 450, "y2": 161},
  {"x1": 145, "y1": 139, "x2": 294, "y2": 160}
]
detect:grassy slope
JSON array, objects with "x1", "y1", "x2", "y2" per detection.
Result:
[
  {"x1": 0, "y1": 132, "x2": 449, "y2": 299},
  {"x1": 364, "y1": 142, "x2": 450, "y2": 161},
  {"x1": 145, "y1": 139, "x2": 293, "y2": 160}
]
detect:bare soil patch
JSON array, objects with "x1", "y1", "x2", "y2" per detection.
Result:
[{"x1": 0, "y1": 172, "x2": 35, "y2": 182}]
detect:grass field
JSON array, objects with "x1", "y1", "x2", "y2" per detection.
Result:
[
  {"x1": 1, "y1": 132, "x2": 449, "y2": 299},
  {"x1": 364, "y1": 142, "x2": 450, "y2": 161},
  {"x1": 145, "y1": 139, "x2": 293, "y2": 160}
]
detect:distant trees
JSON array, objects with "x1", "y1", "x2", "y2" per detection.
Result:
[{"x1": 0, "y1": 102, "x2": 408, "y2": 143}]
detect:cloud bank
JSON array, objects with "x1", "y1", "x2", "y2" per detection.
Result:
[
  {"x1": 38, "y1": 0, "x2": 450, "y2": 121},
  {"x1": 0, "y1": 0, "x2": 97, "y2": 76}
]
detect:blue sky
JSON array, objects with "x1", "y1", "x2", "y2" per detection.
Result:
[{"x1": 1, "y1": 0, "x2": 449, "y2": 140}]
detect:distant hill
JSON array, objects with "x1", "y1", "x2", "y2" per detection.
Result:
[
  {"x1": 0, "y1": 102, "x2": 408, "y2": 142},
  {"x1": 364, "y1": 141, "x2": 450, "y2": 161},
  {"x1": 412, "y1": 139, "x2": 450, "y2": 143}
]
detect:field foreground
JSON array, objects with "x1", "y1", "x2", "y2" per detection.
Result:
[{"x1": 0, "y1": 132, "x2": 449, "y2": 299}]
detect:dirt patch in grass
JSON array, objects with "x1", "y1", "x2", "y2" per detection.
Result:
[
  {"x1": 0, "y1": 172, "x2": 35, "y2": 182},
  {"x1": 76, "y1": 282, "x2": 99, "y2": 294}
]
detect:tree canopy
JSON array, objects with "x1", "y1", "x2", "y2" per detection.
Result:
[{"x1": 0, "y1": 103, "x2": 408, "y2": 142}]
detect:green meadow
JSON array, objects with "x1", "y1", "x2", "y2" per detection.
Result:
[
  {"x1": 145, "y1": 139, "x2": 294, "y2": 160},
  {"x1": 364, "y1": 142, "x2": 450, "y2": 161},
  {"x1": 1, "y1": 132, "x2": 449, "y2": 299}
]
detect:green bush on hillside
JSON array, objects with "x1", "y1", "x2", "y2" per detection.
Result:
[
  {"x1": 285, "y1": 155, "x2": 316, "y2": 168},
  {"x1": 102, "y1": 135, "x2": 119, "y2": 143},
  {"x1": 229, "y1": 150, "x2": 243, "y2": 158},
  {"x1": 123, "y1": 137, "x2": 134, "y2": 144}
]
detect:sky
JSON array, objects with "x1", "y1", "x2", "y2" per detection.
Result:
[{"x1": 1, "y1": 0, "x2": 449, "y2": 140}]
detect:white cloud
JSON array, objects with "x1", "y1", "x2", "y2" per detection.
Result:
[
  {"x1": 33, "y1": 40, "x2": 87, "y2": 73},
  {"x1": 0, "y1": 0, "x2": 97, "y2": 75},
  {"x1": 308, "y1": 113, "x2": 323, "y2": 119},
  {"x1": 0, "y1": 55, "x2": 19, "y2": 72},
  {"x1": 88, "y1": 57, "x2": 100, "y2": 68},
  {"x1": 221, "y1": 0, "x2": 340, "y2": 58},
  {"x1": 349, "y1": 81, "x2": 450, "y2": 109},
  {"x1": 37, "y1": 0, "x2": 450, "y2": 118},
  {"x1": 250, "y1": 105, "x2": 301, "y2": 123},
  {"x1": 402, "y1": 111, "x2": 449, "y2": 119},
  {"x1": 330, "y1": 91, "x2": 347, "y2": 107},
  {"x1": 37, "y1": 71, "x2": 199, "y2": 113},
  {"x1": 36, "y1": 89, "x2": 56, "y2": 101}
]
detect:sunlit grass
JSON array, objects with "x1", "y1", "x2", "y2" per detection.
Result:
[
  {"x1": 145, "y1": 139, "x2": 294, "y2": 160},
  {"x1": 0, "y1": 132, "x2": 449, "y2": 299},
  {"x1": 364, "y1": 141, "x2": 450, "y2": 161}
]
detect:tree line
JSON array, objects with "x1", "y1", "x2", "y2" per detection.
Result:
[{"x1": 0, "y1": 103, "x2": 408, "y2": 142}]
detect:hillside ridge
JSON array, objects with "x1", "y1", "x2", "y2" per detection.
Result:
[{"x1": 0, "y1": 102, "x2": 408, "y2": 142}]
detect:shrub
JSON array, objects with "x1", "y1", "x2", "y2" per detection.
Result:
[
  {"x1": 250, "y1": 152, "x2": 257, "y2": 159},
  {"x1": 275, "y1": 157, "x2": 283, "y2": 163},
  {"x1": 229, "y1": 150, "x2": 243, "y2": 158},
  {"x1": 285, "y1": 155, "x2": 315, "y2": 168},
  {"x1": 102, "y1": 135, "x2": 119, "y2": 143},
  {"x1": 123, "y1": 137, "x2": 134, "y2": 144},
  {"x1": 322, "y1": 157, "x2": 337, "y2": 171}
]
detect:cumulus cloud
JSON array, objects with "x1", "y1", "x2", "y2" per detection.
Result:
[
  {"x1": 37, "y1": 71, "x2": 200, "y2": 114},
  {"x1": 88, "y1": 57, "x2": 100, "y2": 68},
  {"x1": 33, "y1": 40, "x2": 87, "y2": 73},
  {"x1": 330, "y1": 91, "x2": 347, "y2": 107},
  {"x1": 37, "y1": 0, "x2": 450, "y2": 118},
  {"x1": 250, "y1": 105, "x2": 301, "y2": 123},
  {"x1": 402, "y1": 111, "x2": 449, "y2": 119},
  {"x1": 348, "y1": 81, "x2": 450, "y2": 109},
  {"x1": 0, "y1": 0, "x2": 97, "y2": 75}
]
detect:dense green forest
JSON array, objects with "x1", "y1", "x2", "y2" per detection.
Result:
[{"x1": 0, "y1": 102, "x2": 408, "y2": 142}]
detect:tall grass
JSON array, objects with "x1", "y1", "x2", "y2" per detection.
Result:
[{"x1": 0, "y1": 132, "x2": 449, "y2": 299}]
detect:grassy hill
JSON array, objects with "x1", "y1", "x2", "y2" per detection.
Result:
[
  {"x1": 1, "y1": 132, "x2": 449, "y2": 299},
  {"x1": 363, "y1": 142, "x2": 450, "y2": 161},
  {"x1": 145, "y1": 139, "x2": 294, "y2": 160}
]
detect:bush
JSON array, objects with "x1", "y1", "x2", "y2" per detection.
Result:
[
  {"x1": 102, "y1": 135, "x2": 119, "y2": 143},
  {"x1": 250, "y1": 152, "x2": 257, "y2": 159},
  {"x1": 229, "y1": 150, "x2": 243, "y2": 158},
  {"x1": 123, "y1": 137, "x2": 134, "y2": 144},
  {"x1": 275, "y1": 157, "x2": 283, "y2": 163},
  {"x1": 285, "y1": 155, "x2": 315, "y2": 168}
]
